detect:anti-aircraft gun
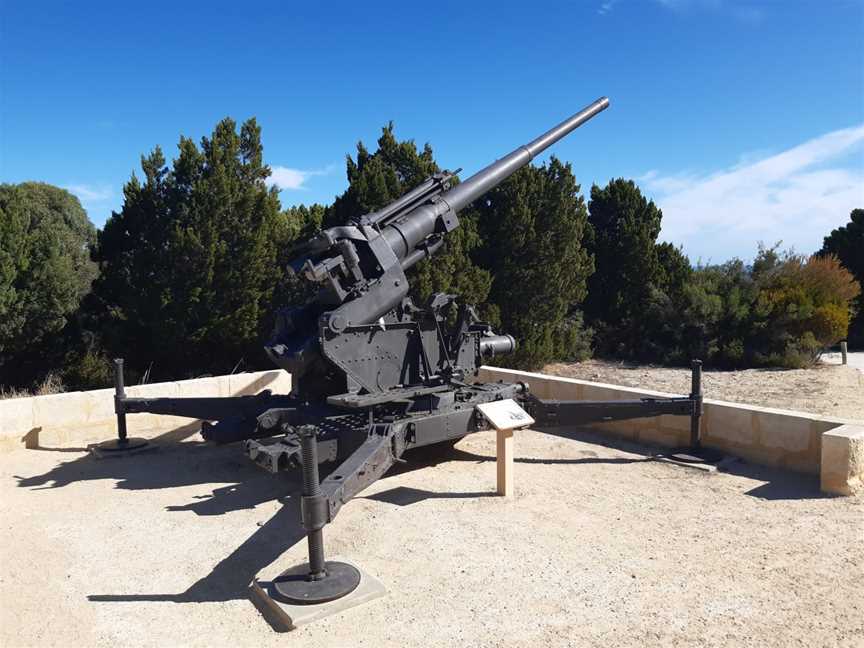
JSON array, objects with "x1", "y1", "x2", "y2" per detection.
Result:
[{"x1": 107, "y1": 97, "x2": 707, "y2": 604}]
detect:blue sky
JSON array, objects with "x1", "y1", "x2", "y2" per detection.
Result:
[{"x1": 1, "y1": 0, "x2": 862, "y2": 262}]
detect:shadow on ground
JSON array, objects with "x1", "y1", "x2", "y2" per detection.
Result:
[
  {"x1": 12, "y1": 421, "x2": 826, "y2": 607},
  {"x1": 535, "y1": 425, "x2": 828, "y2": 502},
  {"x1": 14, "y1": 424, "x2": 306, "y2": 604},
  {"x1": 88, "y1": 497, "x2": 305, "y2": 604}
]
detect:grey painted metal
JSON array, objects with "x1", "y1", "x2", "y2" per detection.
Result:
[
  {"x1": 479, "y1": 334, "x2": 516, "y2": 357},
  {"x1": 442, "y1": 97, "x2": 610, "y2": 212},
  {"x1": 382, "y1": 97, "x2": 609, "y2": 263},
  {"x1": 113, "y1": 359, "x2": 127, "y2": 442},
  {"x1": 689, "y1": 360, "x2": 703, "y2": 448},
  {"x1": 95, "y1": 358, "x2": 148, "y2": 453},
  {"x1": 298, "y1": 427, "x2": 326, "y2": 579}
]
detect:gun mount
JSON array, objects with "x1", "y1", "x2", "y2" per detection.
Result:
[
  {"x1": 265, "y1": 97, "x2": 609, "y2": 402},
  {"x1": 104, "y1": 97, "x2": 712, "y2": 608}
]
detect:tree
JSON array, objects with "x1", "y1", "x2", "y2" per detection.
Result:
[
  {"x1": 655, "y1": 242, "x2": 692, "y2": 298},
  {"x1": 666, "y1": 247, "x2": 860, "y2": 370},
  {"x1": 475, "y1": 158, "x2": 594, "y2": 369},
  {"x1": 90, "y1": 118, "x2": 284, "y2": 381},
  {"x1": 584, "y1": 178, "x2": 663, "y2": 356},
  {"x1": 0, "y1": 183, "x2": 97, "y2": 389},
  {"x1": 325, "y1": 123, "x2": 438, "y2": 228},
  {"x1": 819, "y1": 209, "x2": 864, "y2": 347},
  {"x1": 755, "y1": 253, "x2": 860, "y2": 366},
  {"x1": 641, "y1": 243, "x2": 693, "y2": 363},
  {"x1": 679, "y1": 258, "x2": 761, "y2": 367}
]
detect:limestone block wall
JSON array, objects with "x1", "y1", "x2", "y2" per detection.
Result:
[
  {"x1": 0, "y1": 370, "x2": 291, "y2": 452},
  {"x1": 2, "y1": 365, "x2": 860, "y2": 495},
  {"x1": 821, "y1": 425, "x2": 864, "y2": 495},
  {"x1": 478, "y1": 366, "x2": 862, "y2": 494}
]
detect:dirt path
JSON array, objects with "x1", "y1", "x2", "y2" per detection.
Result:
[
  {"x1": 822, "y1": 350, "x2": 864, "y2": 373},
  {"x1": 2, "y1": 430, "x2": 863, "y2": 647},
  {"x1": 543, "y1": 359, "x2": 864, "y2": 421}
]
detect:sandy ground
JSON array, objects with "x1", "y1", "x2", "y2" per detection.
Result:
[
  {"x1": 543, "y1": 359, "x2": 864, "y2": 421},
  {"x1": 823, "y1": 350, "x2": 864, "y2": 373},
  {"x1": 2, "y1": 428, "x2": 862, "y2": 648}
]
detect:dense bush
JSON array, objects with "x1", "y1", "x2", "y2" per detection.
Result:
[
  {"x1": 580, "y1": 178, "x2": 861, "y2": 368},
  {"x1": 753, "y1": 252, "x2": 859, "y2": 366},
  {"x1": 634, "y1": 248, "x2": 860, "y2": 369},
  {"x1": 0, "y1": 183, "x2": 97, "y2": 387}
]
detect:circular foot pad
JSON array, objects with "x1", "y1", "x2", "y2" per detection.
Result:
[
  {"x1": 96, "y1": 438, "x2": 149, "y2": 452},
  {"x1": 271, "y1": 561, "x2": 361, "y2": 605}
]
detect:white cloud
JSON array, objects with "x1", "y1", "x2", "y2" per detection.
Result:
[
  {"x1": 266, "y1": 165, "x2": 334, "y2": 191},
  {"x1": 640, "y1": 124, "x2": 864, "y2": 262},
  {"x1": 654, "y1": 0, "x2": 764, "y2": 24},
  {"x1": 65, "y1": 183, "x2": 112, "y2": 203},
  {"x1": 598, "y1": 0, "x2": 620, "y2": 15}
]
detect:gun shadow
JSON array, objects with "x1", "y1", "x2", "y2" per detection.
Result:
[
  {"x1": 20, "y1": 422, "x2": 821, "y2": 608},
  {"x1": 88, "y1": 497, "x2": 304, "y2": 604}
]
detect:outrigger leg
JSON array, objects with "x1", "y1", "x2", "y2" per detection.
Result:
[
  {"x1": 526, "y1": 359, "x2": 721, "y2": 464},
  {"x1": 670, "y1": 359, "x2": 723, "y2": 463},
  {"x1": 94, "y1": 359, "x2": 149, "y2": 453},
  {"x1": 269, "y1": 422, "x2": 403, "y2": 604},
  {"x1": 271, "y1": 426, "x2": 361, "y2": 604}
]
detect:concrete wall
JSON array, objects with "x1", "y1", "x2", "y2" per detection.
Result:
[
  {"x1": 3, "y1": 364, "x2": 861, "y2": 495},
  {"x1": 478, "y1": 366, "x2": 863, "y2": 495},
  {"x1": 0, "y1": 370, "x2": 291, "y2": 452}
]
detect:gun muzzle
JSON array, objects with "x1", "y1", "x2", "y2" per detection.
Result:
[{"x1": 383, "y1": 97, "x2": 610, "y2": 266}]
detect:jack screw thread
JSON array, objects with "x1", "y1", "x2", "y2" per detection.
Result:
[{"x1": 298, "y1": 426, "x2": 326, "y2": 579}]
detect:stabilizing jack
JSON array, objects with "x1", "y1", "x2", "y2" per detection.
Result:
[
  {"x1": 270, "y1": 426, "x2": 361, "y2": 604},
  {"x1": 93, "y1": 359, "x2": 149, "y2": 453}
]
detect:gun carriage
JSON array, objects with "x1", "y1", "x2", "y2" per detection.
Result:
[{"x1": 107, "y1": 97, "x2": 706, "y2": 604}]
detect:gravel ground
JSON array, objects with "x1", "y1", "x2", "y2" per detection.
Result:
[
  {"x1": 543, "y1": 359, "x2": 864, "y2": 421},
  {"x1": 822, "y1": 351, "x2": 864, "y2": 373},
  {"x1": 2, "y1": 428, "x2": 862, "y2": 648}
]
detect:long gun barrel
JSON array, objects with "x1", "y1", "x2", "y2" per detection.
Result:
[
  {"x1": 383, "y1": 97, "x2": 609, "y2": 266},
  {"x1": 272, "y1": 97, "x2": 610, "y2": 376}
]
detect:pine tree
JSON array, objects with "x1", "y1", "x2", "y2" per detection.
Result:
[
  {"x1": 91, "y1": 118, "x2": 284, "y2": 381},
  {"x1": 475, "y1": 158, "x2": 594, "y2": 369},
  {"x1": 585, "y1": 178, "x2": 663, "y2": 356}
]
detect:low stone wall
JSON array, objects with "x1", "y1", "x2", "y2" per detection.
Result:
[
  {"x1": 3, "y1": 366, "x2": 861, "y2": 495},
  {"x1": 0, "y1": 370, "x2": 292, "y2": 452},
  {"x1": 478, "y1": 366, "x2": 863, "y2": 495}
]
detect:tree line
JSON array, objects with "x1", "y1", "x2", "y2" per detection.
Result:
[{"x1": 1, "y1": 117, "x2": 861, "y2": 392}]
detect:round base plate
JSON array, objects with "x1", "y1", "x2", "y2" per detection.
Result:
[
  {"x1": 96, "y1": 438, "x2": 149, "y2": 452},
  {"x1": 669, "y1": 446, "x2": 725, "y2": 464},
  {"x1": 271, "y1": 561, "x2": 361, "y2": 605}
]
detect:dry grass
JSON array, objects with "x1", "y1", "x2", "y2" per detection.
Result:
[{"x1": 0, "y1": 372, "x2": 66, "y2": 400}]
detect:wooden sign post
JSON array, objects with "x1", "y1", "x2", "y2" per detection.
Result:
[{"x1": 475, "y1": 399, "x2": 535, "y2": 497}]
